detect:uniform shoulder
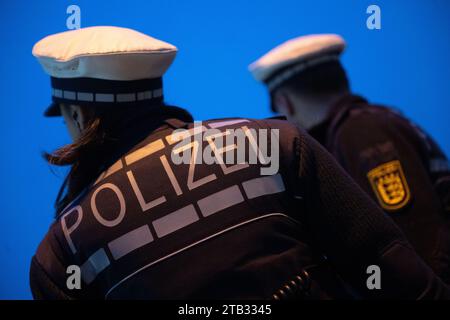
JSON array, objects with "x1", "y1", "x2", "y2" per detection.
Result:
[
  {"x1": 199, "y1": 117, "x2": 305, "y2": 166},
  {"x1": 335, "y1": 104, "x2": 397, "y2": 138},
  {"x1": 200, "y1": 117, "x2": 301, "y2": 135},
  {"x1": 30, "y1": 219, "x2": 73, "y2": 294},
  {"x1": 33, "y1": 220, "x2": 70, "y2": 268}
]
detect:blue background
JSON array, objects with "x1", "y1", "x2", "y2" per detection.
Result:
[{"x1": 0, "y1": 0, "x2": 449, "y2": 299}]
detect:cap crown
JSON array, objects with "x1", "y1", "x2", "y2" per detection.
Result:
[
  {"x1": 249, "y1": 34, "x2": 345, "y2": 83},
  {"x1": 33, "y1": 26, "x2": 178, "y2": 80}
]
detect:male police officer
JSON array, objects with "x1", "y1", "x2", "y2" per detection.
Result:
[
  {"x1": 30, "y1": 27, "x2": 450, "y2": 299},
  {"x1": 249, "y1": 34, "x2": 450, "y2": 283}
]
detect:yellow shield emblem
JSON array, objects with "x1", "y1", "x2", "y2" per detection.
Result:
[{"x1": 367, "y1": 160, "x2": 411, "y2": 211}]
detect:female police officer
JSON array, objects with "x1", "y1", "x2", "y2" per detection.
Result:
[{"x1": 30, "y1": 27, "x2": 449, "y2": 299}]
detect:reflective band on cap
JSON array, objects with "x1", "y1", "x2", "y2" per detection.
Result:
[
  {"x1": 267, "y1": 54, "x2": 339, "y2": 92},
  {"x1": 95, "y1": 93, "x2": 114, "y2": 102},
  {"x1": 116, "y1": 93, "x2": 136, "y2": 102},
  {"x1": 53, "y1": 89, "x2": 63, "y2": 98},
  {"x1": 137, "y1": 91, "x2": 152, "y2": 100},
  {"x1": 51, "y1": 88, "x2": 163, "y2": 103},
  {"x1": 63, "y1": 90, "x2": 76, "y2": 99},
  {"x1": 77, "y1": 92, "x2": 94, "y2": 102}
]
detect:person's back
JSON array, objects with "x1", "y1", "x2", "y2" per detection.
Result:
[
  {"x1": 322, "y1": 95, "x2": 450, "y2": 282},
  {"x1": 31, "y1": 115, "x2": 331, "y2": 299},
  {"x1": 30, "y1": 27, "x2": 450, "y2": 300},
  {"x1": 249, "y1": 34, "x2": 450, "y2": 283},
  {"x1": 31, "y1": 111, "x2": 450, "y2": 299}
]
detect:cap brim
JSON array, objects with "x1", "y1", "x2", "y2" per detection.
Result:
[{"x1": 44, "y1": 102, "x2": 61, "y2": 117}]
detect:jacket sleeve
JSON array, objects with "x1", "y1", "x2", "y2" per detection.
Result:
[
  {"x1": 330, "y1": 110, "x2": 450, "y2": 283},
  {"x1": 297, "y1": 129, "x2": 450, "y2": 299}
]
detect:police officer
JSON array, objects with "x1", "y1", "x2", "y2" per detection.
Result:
[
  {"x1": 30, "y1": 27, "x2": 449, "y2": 299},
  {"x1": 249, "y1": 34, "x2": 450, "y2": 283}
]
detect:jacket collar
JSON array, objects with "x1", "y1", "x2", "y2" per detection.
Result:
[{"x1": 308, "y1": 93, "x2": 368, "y2": 145}]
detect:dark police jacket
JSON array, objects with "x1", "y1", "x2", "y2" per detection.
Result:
[
  {"x1": 30, "y1": 107, "x2": 450, "y2": 299},
  {"x1": 309, "y1": 94, "x2": 450, "y2": 283}
]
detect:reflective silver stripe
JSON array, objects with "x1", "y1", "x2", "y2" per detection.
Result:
[
  {"x1": 197, "y1": 185, "x2": 244, "y2": 217},
  {"x1": 53, "y1": 89, "x2": 63, "y2": 98},
  {"x1": 77, "y1": 92, "x2": 94, "y2": 102},
  {"x1": 208, "y1": 119, "x2": 249, "y2": 129},
  {"x1": 165, "y1": 125, "x2": 207, "y2": 145},
  {"x1": 95, "y1": 93, "x2": 115, "y2": 102},
  {"x1": 108, "y1": 225, "x2": 153, "y2": 260},
  {"x1": 116, "y1": 93, "x2": 136, "y2": 102},
  {"x1": 80, "y1": 248, "x2": 110, "y2": 284},
  {"x1": 124, "y1": 139, "x2": 165, "y2": 165},
  {"x1": 63, "y1": 90, "x2": 76, "y2": 100},
  {"x1": 152, "y1": 204, "x2": 199, "y2": 238},
  {"x1": 104, "y1": 213, "x2": 296, "y2": 298},
  {"x1": 52, "y1": 88, "x2": 162, "y2": 103},
  {"x1": 153, "y1": 88, "x2": 163, "y2": 98},
  {"x1": 242, "y1": 173, "x2": 285, "y2": 199},
  {"x1": 137, "y1": 90, "x2": 152, "y2": 101},
  {"x1": 94, "y1": 159, "x2": 124, "y2": 185}
]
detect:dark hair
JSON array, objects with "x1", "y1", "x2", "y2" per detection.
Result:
[
  {"x1": 271, "y1": 60, "x2": 350, "y2": 111},
  {"x1": 44, "y1": 107, "x2": 123, "y2": 216},
  {"x1": 45, "y1": 104, "x2": 192, "y2": 217}
]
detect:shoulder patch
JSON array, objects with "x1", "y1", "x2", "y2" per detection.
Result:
[{"x1": 367, "y1": 160, "x2": 411, "y2": 211}]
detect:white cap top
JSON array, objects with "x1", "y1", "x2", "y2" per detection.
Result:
[
  {"x1": 249, "y1": 34, "x2": 346, "y2": 91},
  {"x1": 32, "y1": 26, "x2": 178, "y2": 81}
]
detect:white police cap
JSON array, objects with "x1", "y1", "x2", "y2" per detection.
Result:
[
  {"x1": 249, "y1": 34, "x2": 345, "y2": 92},
  {"x1": 33, "y1": 26, "x2": 178, "y2": 116}
]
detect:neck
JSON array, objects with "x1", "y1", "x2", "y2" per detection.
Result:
[
  {"x1": 106, "y1": 105, "x2": 193, "y2": 161},
  {"x1": 291, "y1": 92, "x2": 347, "y2": 130}
]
